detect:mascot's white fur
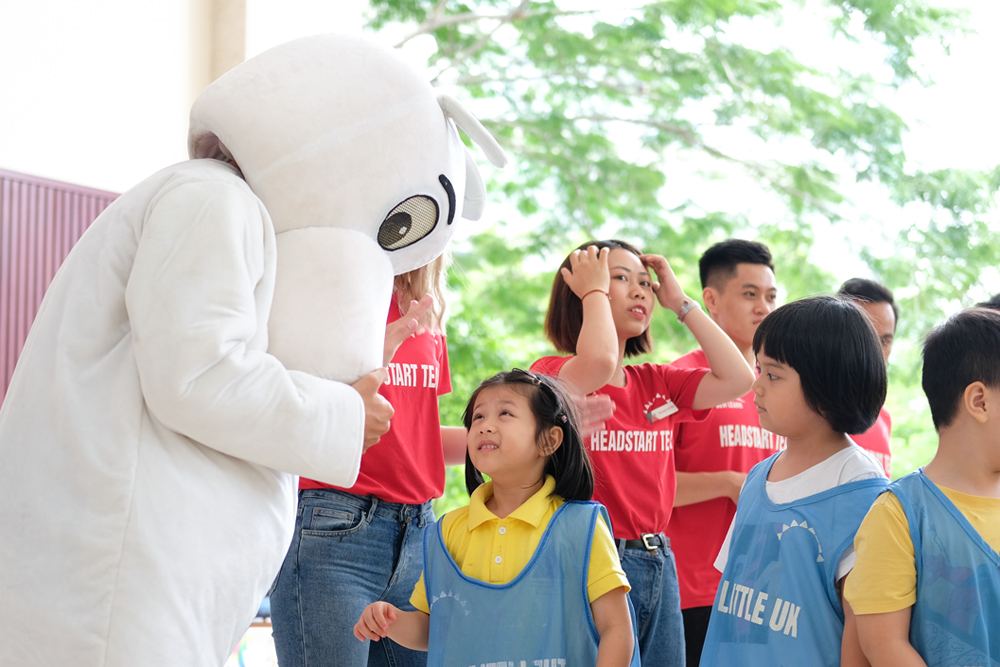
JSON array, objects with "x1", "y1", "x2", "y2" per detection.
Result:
[{"x1": 0, "y1": 34, "x2": 505, "y2": 666}]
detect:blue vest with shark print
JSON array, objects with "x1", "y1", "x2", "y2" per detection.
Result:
[
  {"x1": 700, "y1": 452, "x2": 887, "y2": 667},
  {"x1": 892, "y1": 471, "x2": 1000, "y2": 667},
  {"x1": 423, "y1": 500, "x2": 640, "y2": 667}
]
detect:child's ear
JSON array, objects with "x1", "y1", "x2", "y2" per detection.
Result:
[
  {"x1": 964, "y1": 381, "x2": 991, "y2": 424},
  {"x1": 539, "y1": 426, "x2": 564, "y2": 456}
]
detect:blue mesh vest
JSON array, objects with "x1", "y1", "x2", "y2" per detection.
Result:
[
  {"x1": 700, "y1": 452, "x2": 888, "y2": 667},
  {"x1": 423, "y1": 500, "x2": 640, "y2": 667},
  {"x1": 892, "y1": 471, "x2": 1000, "y2": 667}
]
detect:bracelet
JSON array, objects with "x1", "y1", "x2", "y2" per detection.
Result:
[
  {"x1": 581, "y1": 289, "x2": 610, "y2": 301},
  {"x1": 677, "y1": 300, "x2": 700, "y2": 323}
]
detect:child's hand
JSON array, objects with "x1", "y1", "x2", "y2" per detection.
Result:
[
  {"x1": 561, "y1": 246, "x2": 611, "y2": 300},
  {"x1": 354, "y1": 601, "x2": 399, "y2": 642},
  {"x1": 640, "y1": 254, "x2": 689, "y2": 314}
]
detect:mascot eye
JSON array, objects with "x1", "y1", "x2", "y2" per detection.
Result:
[{"x1": 378, "y1": 196, "x2": 439, "y2": 251}]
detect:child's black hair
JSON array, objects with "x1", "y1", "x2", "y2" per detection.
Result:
[
  {"x1": 462, "y1": 369, "x2": 594, "y2": 501},
  {"x1": 752, "y1": 296, "x2": 886, "y2": 435},
  {"x1": 976, "y1": 293, "x2": 1000, "y2": 311},
  {"x1": 922, "y1": 307, "x2": 1000, "y2": 430}
]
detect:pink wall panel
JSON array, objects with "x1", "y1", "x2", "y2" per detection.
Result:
[{"x1": 0, "y1": 169, "x2": 117, "y2": 404}]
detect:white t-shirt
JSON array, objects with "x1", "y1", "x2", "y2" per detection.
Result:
[{"x1": 714, "y1": 444, "x2": 887, "y2": 580}]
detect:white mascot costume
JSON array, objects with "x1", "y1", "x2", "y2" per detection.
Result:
[{"x1": 0, "y1": 34, "x2": 506, "y2": 666}]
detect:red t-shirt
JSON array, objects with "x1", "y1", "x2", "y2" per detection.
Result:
[
  {"x1": 850, "y1": 406, "x2": 892, "y2": 477},
  {"x1": 299, "y1": 302, "x2": 451, "y2": 504},
  {"x1": 530, "y1": 356, "x2": 708, "y2": 539},
  {"x1": 664, "y1": 348, "x2": 787, "y2": 609}
]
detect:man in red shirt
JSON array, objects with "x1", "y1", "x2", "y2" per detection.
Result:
[
  {"x1": 665, "y1": 239, "x2": 783, "y2": 667},
  {"x1": 838, "y1": 278, "x2": 898, "y2": 477}
]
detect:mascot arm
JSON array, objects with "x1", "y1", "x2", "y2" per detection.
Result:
[{"x1": 124, "y1": 179, "x2": 365, "y2": 485}]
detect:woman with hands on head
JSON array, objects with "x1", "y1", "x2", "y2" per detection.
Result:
[{"x1": 531, "y1": 239, "x2": 754, "y2": 667}]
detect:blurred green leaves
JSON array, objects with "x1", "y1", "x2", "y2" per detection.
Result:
[{"x1": 365, "y1": 0, "x2": 998, "y2": 503}]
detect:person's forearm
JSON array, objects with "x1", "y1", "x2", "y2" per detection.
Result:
[
  {"x1": 861, "y1": 638, "x2": 925, "y2": 667},
  {"x1": 576, "y1": 294, "x2": 618, "y2": 360},
  {"x1": 674, "y1": 471, "x2": 744, "y2": 507},
  {"x1": 684, "y1": 307, "x2": 754, "y2": 409},
  {"x1": 561, "y1": 296, "x2": 619, "y2": 395},
  {"x1": 855, "y1": 608, "x2": 926, "y2": 667},
  {"x1": 840, "y1": 599, "x2": 870, "y2": 667},
  {"x1": 385, "y1": 609, "x2": 430, "y2": 651},
  {"x1": 595, "y1": 628, "x2": 634, "y2": 667},
  {"x1": 441, "y1": 426, "x2": 467, "y2": 466},
  {"x1": 592, "y1": 588, "x2": 634, "y2": 667}
]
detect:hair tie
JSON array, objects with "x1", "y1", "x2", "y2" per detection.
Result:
[{"x1": 558, "y1": 413, "x2": 568, "y2": 423}]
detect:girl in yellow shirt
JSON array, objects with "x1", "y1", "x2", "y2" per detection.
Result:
[{"x1": 355, "y1": 369, "x2": 637, "y2": 667}]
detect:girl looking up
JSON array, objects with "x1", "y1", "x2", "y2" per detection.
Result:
[
  {"x1": 354, "y1": 370, "x2": 639, "y2": 667},
  {"x1": 531, "y1": 239, "x2": 755, "y2": 667},
  {"x1": 700, "y1": 296, "x2": 889, "y2": 667}
]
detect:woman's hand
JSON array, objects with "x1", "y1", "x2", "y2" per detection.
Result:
[
  {"x1": 383, "y1": 295, "x2": 434, "y2": 366},
  {"x1": 640, "y1": 254, "x2": 689, "y2": 315},
  {"x1": 554, "y1": 245, "x2": 619, "y2": 394},
  {"x1": 561, "y1": 245, "x2": 611, "y2": 299}
]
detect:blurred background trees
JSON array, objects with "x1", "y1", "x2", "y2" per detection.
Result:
[{"x1": 363, "y1": 0, "x2": 999, "y2": 511}]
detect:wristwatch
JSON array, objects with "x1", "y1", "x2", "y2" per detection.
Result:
[{"x1": 677, "y1": 300, "x2": 700, "y2": 323}]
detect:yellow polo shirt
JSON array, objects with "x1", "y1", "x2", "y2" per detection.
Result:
[
  {"x1": 845, "y1": 484, "x2": 1000, "y2": 614},
  {"x1": 410, "y1": 476, "x2": 629, "y2": 613}
]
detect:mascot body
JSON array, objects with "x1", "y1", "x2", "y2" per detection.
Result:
[{"x1": 0, "y1": 35, "x2": 504, "y2": 666}]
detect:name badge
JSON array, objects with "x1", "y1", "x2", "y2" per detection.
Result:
[{"x1": 646, "y1": 400, "x2": 678, "y2": 423}]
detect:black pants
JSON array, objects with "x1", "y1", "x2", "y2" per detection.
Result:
[{"x1": 682, "y1": 605, "x2": 713, "y2": 667}]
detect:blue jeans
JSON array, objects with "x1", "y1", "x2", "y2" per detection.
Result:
[
  {"x1": 270, "y1": 488, "x2": 435, "y2": 667},
  {"x1": 620, "y1": 542, "x2": 686, "y2": 667}
]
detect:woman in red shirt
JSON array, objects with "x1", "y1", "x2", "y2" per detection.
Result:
[
  {"x1": 531, "y1": 239, "x2": 753, "y2": 667},
  {"x1": 270, "y1": 256, "x2": 466, "y2": 667}
]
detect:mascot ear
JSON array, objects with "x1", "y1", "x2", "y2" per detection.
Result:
[
  {"x1": 462, "y1": 147, "x2": 487, "y2": 221},
  {"x1": 437, "y1": 94, "x2": 508, "y2": 168},
  {"x1": 437, "y1": 94, "x2": 507, "y2": 223}
]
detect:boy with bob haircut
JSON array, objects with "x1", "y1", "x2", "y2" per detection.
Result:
[{"x1": 847, "y1": 307, "x2": 1000, "y2": 666}]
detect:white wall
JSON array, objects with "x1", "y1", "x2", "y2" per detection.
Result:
[
  {"x1": 245, "y1": 0, "x2": 368, "y2": 58},
  {"x1": 0, "y1": 0, "x2": 383, "y2": 193},
  {"x1": 0, "y1": 0, "x2": 216, "y2": 193}
]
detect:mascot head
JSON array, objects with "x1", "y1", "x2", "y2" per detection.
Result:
[
  {"x1": 184, "y1": 34, "x2": 507, "y2": 385},
  {"x1": 187, "y1": 33, "x2": 507, "y2": 275}
]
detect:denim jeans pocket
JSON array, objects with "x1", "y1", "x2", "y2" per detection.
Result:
[{"x1": 301, "y1": 505, "x2": 370, "y2": 537}]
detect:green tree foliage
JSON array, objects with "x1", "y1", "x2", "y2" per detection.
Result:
[{"x1": 364, "y1": 0, "x2": 999, "y2": 509}]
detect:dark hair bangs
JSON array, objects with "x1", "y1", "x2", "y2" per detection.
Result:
[{"x1": 753, "y1": 296, "x2": 886, "y2": 434}]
